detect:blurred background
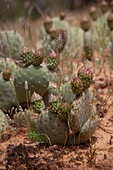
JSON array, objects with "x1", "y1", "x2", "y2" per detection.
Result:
[{"x1": 0, "y1": 0, "x2": 105, "y2": 21}]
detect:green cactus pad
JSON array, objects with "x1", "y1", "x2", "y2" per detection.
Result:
[
  {"x1": 60, "y1": 82, "x2": 76, "y2": 104},
  {"x1": 37, "y1": 109, "x2": 69, "y2": 144},
  {"x1": 0, "y1": 76, "x2": 16, "y2": 111},
  {"x1": 14, "y1": 65, "x2": 49, "y2": 104},
  {"x1": 68, "y1": 116, "x2": 98, "y2": 145},
  {"x1": 0, "y1": 31, "x2": 24, "y2": 60},
  {"x1": 69, "y1": 88, "x2": 96, "y2": 133}
]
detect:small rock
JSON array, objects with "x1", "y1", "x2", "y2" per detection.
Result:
[
  {"x1": 100, "y1": 80, "x2": 108, "y2": 89},
  {"x1": 94, "y1": 83, "x2": 101, "y2": 90}
]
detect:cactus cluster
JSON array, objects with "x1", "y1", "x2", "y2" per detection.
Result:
[{"x1": 0, "y1": 11, "x2": 101, "y2": 147}]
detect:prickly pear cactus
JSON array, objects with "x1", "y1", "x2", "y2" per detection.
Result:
[
  {"x1": 37, "y1": 109, "x2": 69, "y2": 144},
  {"x1": 0, "y1": 58, "x2": 19, "y2": 76},
  {"x1": 0, "y1": 110, "x2": 9, "y2": 132},
  {"x1": 69, "y1": 88, "x2": 96, "y2": 133},
  {"x1": 14, "y1": 65, "x2": 49, "y2": 104},
  {"x1": 68, "y1": 116, "x2": 98, "y2": 145},
  {"x1": 0, "y1": 75, "x2": 16, "y2": 111},
  {"x1": 83, "y1": 30, "x2": 93, "y2": 60},
  {"x1": 0, "y1": 30, "x2": 24, "y2": 60}
]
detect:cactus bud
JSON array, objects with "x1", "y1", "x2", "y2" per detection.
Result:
[
  {"x1": 44, "y1": 16, "x2": 53, "y2": 33},
  {"x1": 110, "y1": 1, "x2": 113, "y2": 12},
  {"x1": 107, "y1": 13, "x2": 113, "y2": 31},
  {"x1": 80, "y1": 16, "x2": 90, "y2": 31},
  {"x1": 71, "y1": 77, "x2": 84, "y2": 95},
  {"x1": 20, "y1": 45, "x2": 33, "y2": 66},
  {"x1": 100, "y1": 0, "x2": 108, "y2": 14},
  {"x1": 3, "y1": 67, "x2": 11, "y2": 81},
  {"x1": 49, "y1": 94, "x2": 60, "y2": 113},
  {"x1": 58, "y1": 102, "x2": 70, "y2": 120},
  {"x1": 49, "y1": 25, "x2": 57, "y2": 39},
  {"x1": 77, "y1": 65, "x2": 93, "y2": 89},
  {"x1": 89, "y1": 6, "x2": 98, "y2": 21},
  {"x1": 60, "y1": 11, "x2": 66, "y2": 20},
  {"x1": 31, "y1": 92, "x2": 45, "y2": 114},
  {"x1": 33, "y1": 49, "x2": 44, "y2": 66},
  {"x1": 47, "y1": 50, "x2": 59, "y2": 70}
]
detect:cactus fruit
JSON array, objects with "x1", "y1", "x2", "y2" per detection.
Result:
[
  {"x1": 89, "y1": 6, "x2": 98, "y2": 21},
  {"x1": 20, "y1": 45, "x2": 33, "y2": 66},
  {"x1": 47, "y1": 50, "x2": 59, "y2": 70},
  {"x1": 49, "y1": 94, "x2": 60, "y2": 113},
  {"x1": 78, "y1": 65, "x2": 93, "y2": 90},
  {"x1": 33, "y1": 49, "x2": 44, "y2": 66},
  {"x1": 80, "y1": 16, "x2": 90, "y2": 32},
  {"x1": 2, "y1": 67, "x2": 11, "y2": 81},
  {"x1": 60, "y1": 11, "x2": 66, "y2": 20},
  {"x1": 69, "y1": 88, "x2": 95, "y2": 133},
  {"x1": 44, "y1": 16, "x2": 53, "y2": 33},
  {"x1": 71, "y1": 77, "x2": 84, "y2": 95},
  {"x1": 49, "y1": 25, "x2": 57, "y2": 39},
  {"x1": 68, "y1": 116, "x2": 98, "y2": 145},
  {"x1": 14, "y1": 65, "x2": 49, "y2": 104},
  {"x1": 0, "y1": 31, "x2": 24, "y2": 60},
  {"x1": 107, "y1": 13, "x2": 113, "y2": 31},
  {"x1": 37, "y1": 109, "x2": 69, "y2": 145},
  {"x1": 31, "y1": 92, "x2": 45, "y2": 114},
  {"x1": 0, "y1": 75, "x2": 16, "y2": 111},
  {"x1": 60, "y1": 82, "x2": 76, "y2": 104},
  {"x1": 0, "y1": 110, "x2": 9, "y2": 133},
  {"x1": 55, "y1": 29, "x2": 67, "y2": 53},
  {"x1": 0, "y1": 58, "x2": 19, "y2": 76},
  {"x1": 100, "y1": 0, "x2": 108, "y2": 14}
]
